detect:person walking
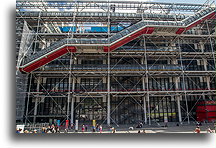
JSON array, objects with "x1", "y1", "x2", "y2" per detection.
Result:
[
  {"x1": 41, "y1": 127, "x2": 46, "y2": 133},
  {"x1": 64, "y1": 128, "x2": 68, "y2": 133},
  {"x1": 16, "y1": 128, "x2": 21, "y2": 133},
  {"x1": 24, "y1": 130, "x2": 29, "y2": 133},
  {"x1": 33, "y1": 129, "x2": 37, "y2": 133},
  {"x1": 92, "y1": 125, "x2": 96, "y2": 132},
  {"x1": 56, "y1": 127, "x2": 60, "y2": 133},
  {"x1": 206, "y1": 127, "x2": 213, "y2": 133},
  {"x1": 112, "y1": 127, "x2": 116, "y2": 133},
  {"x1": 109, "y1": 126, "x2": 112, "y2": 133},
  {"x1": 99, "y1": 125, "x2": 102, "y2": 133},
  {"x1": 96, "y1": 124, "x2": 99, "y2": 132},
  {"x1": 82, "y1": 125, "x2": 85, "y2": 133},
  {"x1": 194, "y1": 126, "x2": 201, "y2": 133}
]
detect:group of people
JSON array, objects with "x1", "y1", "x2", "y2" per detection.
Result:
[
  {"x1": 43, "y1": 125, "x2": 60, "y2": 133},
  {"x1": 91, "y1": 124, "x2": 103, "y2": 133},
  {"x1": 16, "y1": 128, "x2": 38, "y2": 133},
  {"x1": 16, "y1": 121, "x2": 216, "y2": 133},
  {"x1": 76, "y1": 124, "x2": 117, "y2": 133},
  {"x1": 194, "y1": 126, "x2": 214, "y2": 133},
  {"x1": 16, "y1": 124, "x2": 61, "y2": 133}
]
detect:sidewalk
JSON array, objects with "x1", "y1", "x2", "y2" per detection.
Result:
[{"x1": 66, "y1": 123, "x2": 215, "y2": 133}]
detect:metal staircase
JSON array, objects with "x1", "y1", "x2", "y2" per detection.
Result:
[{"x1": 19, "y1": 7, "x2": 215, "y2": 73}]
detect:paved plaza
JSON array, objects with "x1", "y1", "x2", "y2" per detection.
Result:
[
  {"x1": 70, "y1": 124, "x2": 215, "y2": 133},
  {"x1": 23, "y1": 123, "x2": 214, "y2": 134}
]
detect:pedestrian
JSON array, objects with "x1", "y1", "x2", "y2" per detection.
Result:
[
  {"x1": 194, "y1": 126, "x2": 201, "y2": 133},
  {"x1": 140, "y1": 122, "x2": 143, "y2": 128},
  {"x1": 136, "y1": 123, "x2": 141, "y2": 128},
  {"x1": 52, "y1": 127, "x2": 55, "y2": 133},
  {"x1": 82, "y1": 125, "x2": 85, "y2": 133},
  {"x1": 16, "y1": 128, "x2": 21, "y2": 133},
  {"x1": 33, "y1": 129, "x2": 37, "y2": 133},
  {"x1": 64, "y1": 128, "x2": 68, "y2": 133},
  {"x1": 206, "y1": 127, "x2": 213, "y2": 133},
  {"x1": 92, "y1": 125, "x2": 96, "y2": 132},
  {"x1": 24, "y1": 130, "x2": 29, "y2": 133},
  {"x1": 99, "y1": 125, "x2": 102, "y2": 133},
  {"x1": 109, "y1": 126, "x2": 112, "y2": 133},
  {"x1": 56, "y1": 127, "x2": 60, "y2": 133},
  {"x1": 41, "y1": 127, "x2": 46, "y2": 133},
  {"x1": 71, "y1": 124, "x2": 74, "y2": 130},
  {"x1": 46, "y1": 126, "x2": 52, "y2": 133},
  {"x1": 112, "y1": 127, "x2": 116, "y2": 133},
  {"x1": 51, "y1": 124, "x2": 55, "y2": 133},
  {"x1": 96, "y1": 124, "x2": 99, "y2": 132}
]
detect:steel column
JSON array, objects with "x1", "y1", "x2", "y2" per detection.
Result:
[
  {"x1": 107, "y1": 52, "x2": 111, "y2": 125},
  {"x1": 177, "y1": 96, "x2": 182, "y2": 123},
  {"x1": 70, "y1": 77, "x2": 75, "y2": 125},
  {"x1": 141, "y1": 57, "x2": 147, "y2": 124},
  {"x1": 33, "y1": 77, "x2": 41, "y2": 124}
]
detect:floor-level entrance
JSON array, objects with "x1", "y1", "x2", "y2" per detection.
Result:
[{"x1": 74, "y1": 97, "x2": 107, "y2": 124}]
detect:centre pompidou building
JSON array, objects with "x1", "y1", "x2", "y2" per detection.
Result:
[{"x1": 16, "y1": 0, "x2": 216, "y2": 126}]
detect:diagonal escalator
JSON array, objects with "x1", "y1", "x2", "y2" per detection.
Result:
[{"x1": 19, "y1": 7, "x2": 215, "y2": 73}]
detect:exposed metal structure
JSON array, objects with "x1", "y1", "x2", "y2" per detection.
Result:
[{"x1": 16, "y1": 0, "x2": 216, "y2": 126}]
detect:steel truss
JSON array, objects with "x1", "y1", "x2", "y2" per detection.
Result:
[{"x1": 16, "y1": 0, "x2": 216, "y2": 126}]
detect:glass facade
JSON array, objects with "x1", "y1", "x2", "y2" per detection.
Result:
[
  {"x1": 75, "y1": 97, "x2": 107, "y2": 124},
  {"x1": 149, "y1": 97, "x2": 178, "y2": 122},
  {"x1": 16, "y1": 1, "x2": 216, "y2": 125}
]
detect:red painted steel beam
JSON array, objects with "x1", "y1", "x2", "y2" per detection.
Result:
[
  {"x1": 104, "y1": 27, "x2": 155, "y2": 52},
  {"x1": 20, "y1": 46, "x2": 76, "y2": 73},
  {"x1": 176, "y1": 28, "x2": 185, "y2": 34},
  {"x1": 176, "y1": 11, "x2": 216, "y2": 34},
  {"x1": 186, "y1": 11, "x2": 216, "y2": 31}
]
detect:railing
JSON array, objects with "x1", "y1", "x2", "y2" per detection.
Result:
[
  {"x1": 22, "y1": 7, "x2": 215, "y2": 67},
  {"x1": 183, "y1": 7, "x2": 215, "y2": 25},
  {"x1": 75, "y1": 84, "x2": 107, "y2": 91},
  {"x1": 42, "y1": 64, "x2": 182, "y2": 71},
  {"x1": 183, "y1": 65, "x2": 205, "y2": 71},
  {"x1": 23, "y1": 17, "x2": 176, "y2": 64},
  {"x1": 115, "y1": 47, "x2": 177, "y2": 52},
  {"x1": 17, "y1": 11, "x2": 187, "y2": 20},
  {"x1": 30, "y1": 87, "x2": 215, "y2": 93}
]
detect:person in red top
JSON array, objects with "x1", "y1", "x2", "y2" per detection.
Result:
[
  {"x1": 194, "y1": 126, "x2": 201, "y2": 133},
  {"x1": 82, "y1": 125, "x2": 85, "y2": 133}
]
